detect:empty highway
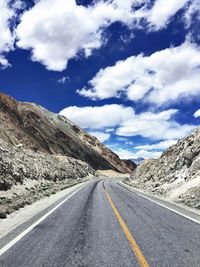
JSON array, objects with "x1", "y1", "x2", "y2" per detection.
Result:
[{"x1": 0, "y1": 180, "x2": 200, "y2": 267}]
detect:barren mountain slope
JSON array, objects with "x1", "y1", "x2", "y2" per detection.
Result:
[
  {"x1": 0, "y1": 93, "x2": 136, "y2": 173},
  {"x1": 0, "y1": 137, "x2": 95, "y2": 218},
  {"x1": 129, "y1": 128, "x2": 200, "y2": 209}
]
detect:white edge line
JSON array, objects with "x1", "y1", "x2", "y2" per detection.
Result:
[
  {"x1": 0, "y1": 183, "x2": 88, "y2": 257},
  {"x1": 119, "y1": 181, "x2": 200, "y2": 225}
]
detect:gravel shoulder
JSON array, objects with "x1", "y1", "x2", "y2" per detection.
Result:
[
  {"x1": 121, "y1": 180, "x2": 200, "y2": 217},
  {"x1": 0, "y1": 180, "x2": 90, "y2": 239}
]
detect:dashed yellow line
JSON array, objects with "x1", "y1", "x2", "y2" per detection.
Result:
[{"x1": 104, "y1": 189, "x2": 150, "y2": 267}]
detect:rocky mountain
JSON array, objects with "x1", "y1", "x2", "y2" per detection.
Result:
[
  {"x1": 0, "y1": 92, "x2": 136, "y2": 173},
  {"x1": 0, "y1": 138, "x2": 94, "y2": 191},
  {"x1": 129, "y1": 128, "x2": 200, "y2": 209},
  {"x1": 0, "y1": 137, "x2": 95, "y2": 218},
  {"x1": 130, "y1": 157, "x2": 145, "y2": 165}
]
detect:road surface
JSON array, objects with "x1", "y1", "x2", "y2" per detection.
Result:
[{"x1": 0, "y1": 179, "x2": 200, "y2": 266}]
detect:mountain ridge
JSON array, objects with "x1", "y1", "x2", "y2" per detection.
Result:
[{"x1": 0, "y1": 92, "x2": 136, "y2": 173}]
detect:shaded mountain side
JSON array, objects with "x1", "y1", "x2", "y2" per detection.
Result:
[
  {"x1": 0, "y1": 93, "x2": 136, "y2": 173},
  {"x1": 129, "y1": 128, "x2": 200, "y2": 209}
]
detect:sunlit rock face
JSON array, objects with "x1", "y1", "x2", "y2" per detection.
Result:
[{"x1": 130, "y1": 128, "x2": 200, "y2": 209}]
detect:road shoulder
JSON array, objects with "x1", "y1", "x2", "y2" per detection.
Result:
[
  {"x1": 119, "y1": 181, "x2": 200, "y2": 225},
  {"x1": 0, "y1": 180, "x2": 90, "y2": 249}
]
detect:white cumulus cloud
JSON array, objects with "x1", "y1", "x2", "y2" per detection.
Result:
[
  {"x1": 113, "y1": 148, "x2": 162, "y2": 159},
  {"x1": 135, "y1": 140, "x2": 178, "y2": 151},
  {"x1": 184, "y1": 0, "x2": 200, "y2": 28},
  {"x1": 88, "y1": 131, "x2": 110, "y2": 142},
  {"x1": 60, "y1": 104, "x2": 195, "y2": 141},
  {"x1": 60, "y1": 104, "x2": 134, "y2": 129},
  {"x1": 57, "y1": 76, "x2": 70, "y2": 84},
  {"x1": 16, "y1": 0, "x2": 142, "y2": 71},
  {"x1": 146, "y1": 0, "x2": 189, "y2": 30},
  {"x1": 0, "y1": 0, "x2": 15, "y2": 68},
  {"x1": 194, "y1": 109, "x2": 200, "y2": 118},
  {"x1": 78, "y1": 41, "x2": 200, "y2": 105},
  {"x1": 116, "y1": 109, "x2": 195, "y2": 140},
  {"x1": 0, "y1": 0, "x2": 195, "y2": 70},
  {"x1": 15, "y1": 0, "x2": 193, "y2": 71}
]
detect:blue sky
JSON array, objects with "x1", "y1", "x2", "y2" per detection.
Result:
[{"x1": 0, "y1": 0, "x2": 200, "y2": 160}]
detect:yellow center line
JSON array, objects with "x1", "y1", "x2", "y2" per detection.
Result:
[{"x1": 104, "y1": 189, "x2": 150, "y2": 267}]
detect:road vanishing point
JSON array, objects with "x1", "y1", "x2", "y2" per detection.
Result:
[{"x1": 0, "y1": 179, "x2": 200, "y2": 267}]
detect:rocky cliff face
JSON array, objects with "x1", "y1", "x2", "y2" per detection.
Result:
[
  {"x1": 0, "y1": 92, "x2": 136, "y2": 173},
  {"x1": 129, "y1": 128, "x2": 200, "y2": 209}
]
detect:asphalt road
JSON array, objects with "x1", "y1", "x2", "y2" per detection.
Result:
[{"x1": 0, "y1": 179, "x2": 200, "y2": 267}]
